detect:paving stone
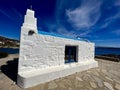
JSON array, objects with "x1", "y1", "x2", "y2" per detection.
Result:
[
  {"x1": 115, "y1": 83, "x2": 120, "y2": 90},
  {"x1": 105, "y1": 72, "x2": 117, "y2": 79},
  {"x1": 95, "y1": 68, "x2": 100, "y2": 72},
  {"x1": 0, "y1": 88, "x2": 3, "y2": 90},
  {"x1": 87, "y1": 70, "x2": 92, "y2": 73},
  {"x1": 104, "y1": 82, "x2": 114, "y2": 90},
  {"x1": 75, "y1": 79, "x2": 84, "y2": 88},
  {"x1": 104, "y1": 87, "x2": 110, "y2": 90},
  {"x1": 113, "y1": 78, "x2": 120, "y2": 84},
  {"x1": 80, "y1": 88, "x2": 88, "y2": 90},
  {"x1": 68, "y1": 87, "x2": 72, "y2": 90},
  {"x1": 82, "y1": 74, "x2": 93, "y2": 81},
  {"x1": 9, "y1": 86, "x2": 18, "y2": 90},
  {"x1": 86, "y1": 85, "x2": 94, "y2": 90},
  {"x1": 62, "y1": 79, "x2": 72, "y2": 87},
  {"x1": 101, "y1": 69, "x2": 107, "y2": 74},
  {"x1": 1, "y1": 55, "x2": 120, "y2": 90},
  {"x1": 76, "y1": 77, "x2": 83, "y2": 81},
  {"x1": 94, "y1": 72, "x2": 99, "y2": 76},
  {"x1": 109, "y1": 70, "x2": 120, "y2": 77},
  {"x1": 92, "y1": 75, "x2": 103, "y2": 87},
  {"x1": 90, "y1": 81, "x2": 97, "y2": 88},
  {"x1": 105, "y1": 77, "x2": 113, "y2": 82},
  {"x1": 32, "y1": 83, "x2": 45, "y2": 90},
  {"x1": 58, "y1": 82, "x2": 66, "y2": 88},
  {"x1": 48, "y1": 81, "x2": 57, "y2": 89}
]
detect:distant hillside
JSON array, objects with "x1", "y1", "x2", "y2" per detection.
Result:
[{"x1": 0, "y1": 36, "x2": 19, "y2": 48}]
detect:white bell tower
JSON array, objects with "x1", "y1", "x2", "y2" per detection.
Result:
[
  {"x1": 18, "y1": 8, "x2": 38, "y2": 73},
  {"x1": 18, "y1": 8, "x2": 38, "y2": 88},
  {"x1": 21, "y1": 9, "x2": 38, "y2": 35}
]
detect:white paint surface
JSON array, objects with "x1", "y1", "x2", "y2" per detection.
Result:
[{"x1": 17, "y1": 9, "x2": 98, "y2": 88}]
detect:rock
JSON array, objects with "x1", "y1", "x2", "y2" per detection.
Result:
[
  {"x1": 104, "y1": 82, "x2": 114, "y2": 90},
  {"x1": 48, "y1": 81, "x2": 57, "y2": 89},
  {"x1": 90, "y1": 82, "x2": 97, "y2": 88},
  {"x1": 115, "y1": 83, "x2": 120, "y2": 90}
]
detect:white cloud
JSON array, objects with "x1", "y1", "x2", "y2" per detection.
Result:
[
  {"x1": 100, "y1": 11, "x2": 120, "y2": 29},
  {"x1": 0, "y1": 8, "x2": 22, "y2": 22},
  {"x1": 100, "y1": 22, "x2": 110, "y2": 29},
  {"x1": 101, "y1": 0, "x2": 120, "y2": 29},
  {"x1": 106, "y1": 12, "x2": 120, "y2": 21},
  {"x1": 66, "y1": 0, "x2": 102, "y2": 30},
  {"x1": 115, "y1": 0, "x2": 120, "y2": 6},
  {"x1": 112, "y1": 29, "x2": 120, "y2": 35},
  {"x1": 57, "y1": 27, "x2": 77, "y2": 37},
  {"x1": 0, "y1": 9, "x2": 11, "y2": 19}
]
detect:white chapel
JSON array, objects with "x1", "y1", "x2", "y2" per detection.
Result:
[{"x1": 17, "y1": 9, "x2": 98, "y2": 88}]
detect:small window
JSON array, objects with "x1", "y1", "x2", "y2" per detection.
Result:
[
  {"x1": 65, "y1": 46, "x2": 78, "y2": 63},
  {"x1": 28, "y1": 30, "x2": 35, "y2": 35}
]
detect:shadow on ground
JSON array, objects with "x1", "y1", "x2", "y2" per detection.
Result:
[{"x1": 1, "y1": 58, "x2": 18, "y2": 82}]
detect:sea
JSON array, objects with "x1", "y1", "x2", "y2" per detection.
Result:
[
  {"x1": 0, "y1": 48, "x2": 19, "y2": 54},
  {"x1": 95, "y1": 47, "x2": 120, "y2": 55},
  {"x1": 0, "y1": 47, "x2": 120, "y2": 55}
]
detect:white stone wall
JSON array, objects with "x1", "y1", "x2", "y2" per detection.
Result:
[
  {"x1": 18, "y1": 33, "x2": 95, "y2": 73},
  {"x1": 17, "y1": 9, "x2": 97, "y2": 88}
]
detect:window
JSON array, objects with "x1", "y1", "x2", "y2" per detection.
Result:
[
  {"x1": 65, "y1": 46, "x2": 78, "y2": 63},
  {"x1": 28, "y1": 30, "x2": 35, "y2": 35}
]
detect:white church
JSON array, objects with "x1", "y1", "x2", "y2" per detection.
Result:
[{"x1": 17, "y1": 9, "x2": 98, "y2": 88}]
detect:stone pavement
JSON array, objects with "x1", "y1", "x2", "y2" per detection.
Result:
[{"x1": 0, "y1": 55, "x2": 120, "y2": 90}]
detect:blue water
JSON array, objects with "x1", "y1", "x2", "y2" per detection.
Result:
[
  {"x1": 0, "y1": 47, "x2": 120, "y2": 55},
  {"x1": 95, "y1": 47, "x2": 120, "y2": 55},
  {"x1": 0, "y1": 48, "x2": 19, "y2": 54}
]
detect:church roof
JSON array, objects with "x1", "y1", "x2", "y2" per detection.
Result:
[{"x1": 38, "y1": 31, "x2": 90, "y2": 42}]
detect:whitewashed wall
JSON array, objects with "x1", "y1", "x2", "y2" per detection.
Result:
[
  {"x1": 17, "y1": 9, "x2": 98, "y2": 88},
  {"x1": 18, "y1": 33, "x2": 95, "y2": 73}
]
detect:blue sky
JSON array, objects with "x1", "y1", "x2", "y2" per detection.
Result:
[{"x1": 0, "y1": 0, "x2": 120, "y2": 47}]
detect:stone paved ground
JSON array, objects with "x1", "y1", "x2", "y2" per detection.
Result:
[{"x1": 0, "y1": 54, "x2": 120, "y2": 90}]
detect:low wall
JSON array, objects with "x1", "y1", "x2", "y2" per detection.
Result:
[{"x1": 17, "y1": 60, "x2": 98, "y2": 88}]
